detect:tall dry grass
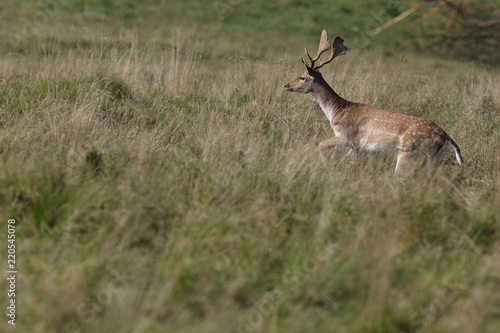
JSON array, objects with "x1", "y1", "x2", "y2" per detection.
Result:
[{"x1": 0, "y1": 34, "x2": 499, "y2": 333}]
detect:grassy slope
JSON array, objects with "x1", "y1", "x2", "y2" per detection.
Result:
[{"x1": 1, "y1": 1, "x2": 500, "y2": 332}]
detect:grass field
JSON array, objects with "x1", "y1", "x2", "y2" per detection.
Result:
[{"x1": 1, "y1": 1, "x2": 500, "y2": 332}]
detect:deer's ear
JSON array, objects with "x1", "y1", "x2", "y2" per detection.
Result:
[{"x1": 303, "y1": 61, "x2": 321, "y2": 80}]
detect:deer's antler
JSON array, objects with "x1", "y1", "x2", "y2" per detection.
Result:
[
  {"x1": 304, "y1": 30, "x2": 348, "y2": 70},
  {"x1": 304, "y1": 30, "x2": 331, "y2": 67}
]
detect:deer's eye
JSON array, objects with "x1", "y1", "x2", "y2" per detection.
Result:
[{"x1": 299, "y1": 77, "x2": 305, "y2": 80}]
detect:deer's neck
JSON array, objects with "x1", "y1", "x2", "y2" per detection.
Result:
[{"x1": 310, "y1": 80, "x2": 349, "y2": 122}]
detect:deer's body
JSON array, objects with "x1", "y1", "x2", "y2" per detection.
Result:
[{"x1": 285, "y1": 30, "x2": 463, "y2": 174}]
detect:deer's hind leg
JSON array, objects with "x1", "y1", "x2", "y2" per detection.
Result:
[
  {"x1": 428, "y1": 140, "x2": 447, "y2": 168},
  {"x1": 394, "y1": 150, "x2": 426, "y2": 175}
]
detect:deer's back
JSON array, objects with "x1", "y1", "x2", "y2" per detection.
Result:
[{"x1": 331, "y1": 103, "x2": 448, "y2": 153}]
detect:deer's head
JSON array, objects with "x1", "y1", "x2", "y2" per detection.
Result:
[{"x1": 284, "y1": 30, "x2": 347, "y2": 94}]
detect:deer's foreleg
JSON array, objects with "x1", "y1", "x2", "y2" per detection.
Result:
[{"x1": 319, "y1": 136, "x2": 348, "y2": 167}]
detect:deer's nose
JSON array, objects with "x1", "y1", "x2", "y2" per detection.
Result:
[{"x1": 284, "y1": 83, "x2": 289, "y2": 89}]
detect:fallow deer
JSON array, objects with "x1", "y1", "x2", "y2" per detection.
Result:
[{"x1": 284, "y1": 30, "x2": 463, "y2": 174}]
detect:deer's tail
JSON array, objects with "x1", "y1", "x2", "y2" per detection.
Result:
[{"x1": 446, "y1": 136, "x2": 463, "y2": 166}]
